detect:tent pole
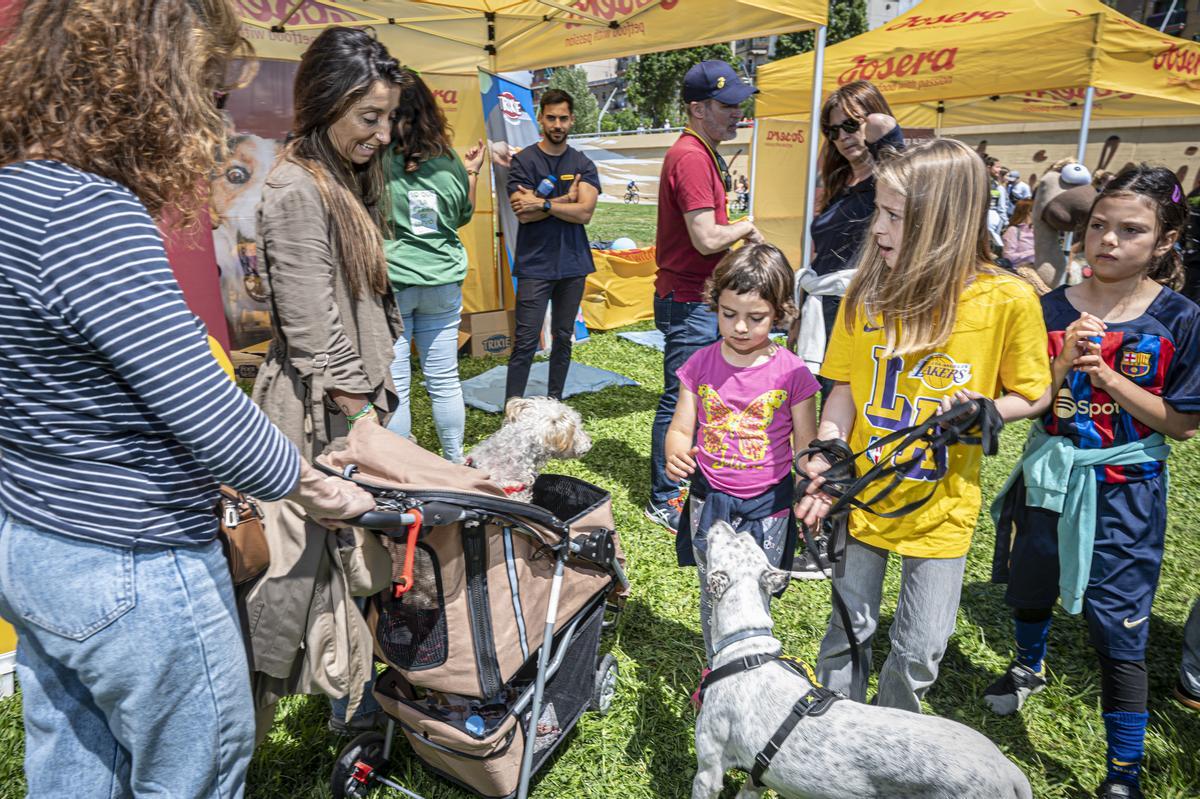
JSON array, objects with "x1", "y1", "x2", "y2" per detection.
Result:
[
  {"x1": 748, "y1": 121, "x2": 760, "y2": 220},
  {"x1": 1075, "y1": 86, "x2": 1095, "y2": 165},
  {"x1": 1064, "y1": 85, "x2": 1096, "y2": 256},
  {"x1": 800, "y1": 24, "x2": 827, "y2": 273}
]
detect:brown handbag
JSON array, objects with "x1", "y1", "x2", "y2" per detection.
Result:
[{"x1": 216, "y1": 486, "x2": 270, "y2": 585}]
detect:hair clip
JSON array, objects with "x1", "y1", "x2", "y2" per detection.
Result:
[{"x1": 1172, "y1": 184, "x2": 1183, "y2": 204}]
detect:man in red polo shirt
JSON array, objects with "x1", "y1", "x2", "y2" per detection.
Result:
[{"x1": 645, "y1": 60, "x2": 762, "y2": 532}]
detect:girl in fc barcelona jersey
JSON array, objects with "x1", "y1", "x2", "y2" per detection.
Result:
[
  {"x1": 664, "y1": 243, "x2": 820, "y2": 664},
  {"x1": 987, "y1": 165, "x2": 1200, "y2": 799},
  {"x1": 794, "y1": 138, "x2": 1052, "y2": 713}
]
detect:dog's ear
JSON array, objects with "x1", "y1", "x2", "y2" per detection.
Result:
[
  {"x1": 504, "y1": 397, "x2": 531, "y2": 424},
  {"x1": 759, "y1": 567, "x2": 790, "y2": 596},
  {"x1": 547, "y1": 414, "x2": 580, "y2": 455},
  {"x1": 707, "y1": 570, "x2": 730, "y2": 601}
]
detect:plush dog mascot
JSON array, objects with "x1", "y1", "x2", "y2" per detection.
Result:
[{"x1": 1031, "y1": 161, "x2": 1092, "y2": 288}]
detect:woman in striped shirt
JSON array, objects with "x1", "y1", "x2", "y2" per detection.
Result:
[{"x1": 0, "y1": 2, "x2": 374, "y2": 796}]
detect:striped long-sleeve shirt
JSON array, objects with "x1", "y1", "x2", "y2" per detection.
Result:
[{"x1": 0, "y1": 160, "x2": 300, "y2": 547}]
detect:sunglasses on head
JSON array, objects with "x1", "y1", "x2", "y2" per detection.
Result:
[{"x1": 822, "y1": 118, "x2": 862, "y2": 140}]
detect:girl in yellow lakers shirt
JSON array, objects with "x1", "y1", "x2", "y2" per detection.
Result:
[{"x1": 795, "y1": 138, "x2": 1052, "y2": 712}]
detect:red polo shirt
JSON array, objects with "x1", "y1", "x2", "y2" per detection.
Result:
[{"x1": 654, "y1": 132, "x2": 728, "y2": 302}]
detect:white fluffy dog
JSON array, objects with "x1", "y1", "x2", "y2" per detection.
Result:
[
  {"x1": 465, "y1": 397, "x2": 592, "y2": 501},
  {"x1": 694, "y1": 521, "x2": 1033, "y2": 799}
]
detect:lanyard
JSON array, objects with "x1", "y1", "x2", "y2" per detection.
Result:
[{"x1": 683, "y1": 128, "x2": 732, "y2": 193}]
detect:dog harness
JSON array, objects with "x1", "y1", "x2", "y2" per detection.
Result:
[{"x1": 698, "y1": 653, "x2": 841, "y2": 788}]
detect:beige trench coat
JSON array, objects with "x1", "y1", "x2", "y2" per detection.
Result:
[
  {"x1": 251, "y1": 158, "x2": 402, "y2": 461},
  {"x1": 247, "y1": 158, "x2": 401, "y2": 725}
]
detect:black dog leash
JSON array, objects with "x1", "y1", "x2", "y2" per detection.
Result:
[{"x1": 794, "y1": 398, "x2": 1004, "y2": 698}]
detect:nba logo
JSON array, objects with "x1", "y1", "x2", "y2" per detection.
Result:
[{"x1": 1119, "y1": 350, "x2": 1151, "y2": 379}]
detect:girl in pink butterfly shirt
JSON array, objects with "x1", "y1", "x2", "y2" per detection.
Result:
[{"x1": 664, "y1": 243, "x2": 820, "y2": 663}]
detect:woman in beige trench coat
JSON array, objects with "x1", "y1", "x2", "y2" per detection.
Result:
[{"x1": 248, "y1": 27, "x2": 409, "y2": 737}]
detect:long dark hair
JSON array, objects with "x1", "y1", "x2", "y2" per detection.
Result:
[
  {"x1": 1090, "y1": 164, "x2": 1187, "y2": 290},
  {"x1": 284, "y1": 27, "x2": 406, "y2": 297},
  {"x1": 818, "y1": 80, "x2": 895, "y2": 209},
  {"x1": 392, "y1": 70, "x2": 453, "y2": 171}
]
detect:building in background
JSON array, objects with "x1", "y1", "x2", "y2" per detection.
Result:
[
  {"x1": 866, "y1": 0, "x2": 918, "y2": 30},
  {"x1": 1112, "y1": 0, "x2": 1200, "y2": 40},
  {"x1": 531, "y1": 58, "x2": 634, "y2": 115}
]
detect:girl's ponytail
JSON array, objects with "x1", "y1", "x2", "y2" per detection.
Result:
[{"x1": 1093, "y1": 164, "x2": 1188, "y2": 291}]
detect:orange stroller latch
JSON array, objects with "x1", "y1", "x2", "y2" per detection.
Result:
[{"x1": 393, "y1": 508, "x2": 423, "y2": 598}]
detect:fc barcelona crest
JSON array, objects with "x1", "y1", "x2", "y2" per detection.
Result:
[{"x1": 1119, "y1": 350, "x2": 1151, "y2": 379}]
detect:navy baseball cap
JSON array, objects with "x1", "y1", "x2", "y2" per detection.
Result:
[{"x1": 682, "y1": 60, "x2": 757, "y2": 105}]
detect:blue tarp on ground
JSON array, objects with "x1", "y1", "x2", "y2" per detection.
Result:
[
  {"x1": 616, "y1": 330, "x2": 665, "y2": 351},
  {"x1": 461, "y1": 361, "x2": 638, "y2": 413}
]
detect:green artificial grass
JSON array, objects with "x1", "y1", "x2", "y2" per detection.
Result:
[
  {"x1": 587, "y1": 202, "x2": 657, "y2": 249},
  {"x1": 3, "y1": 323, "x2": 1196, "y2": 799},
  {"x1": 1, "y1": 201, "x2": 1197, "y2": 798}
]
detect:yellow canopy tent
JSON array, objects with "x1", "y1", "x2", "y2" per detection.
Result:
[
  {"x1": 234, "y1": 0, "x2": 829, "y2": 313},
  {"x1": 237, "y1": 0, "x2": 828, "y2": 71},
  {"x1": 751, "y1": 0, "x2": 1200, "y2": 267}
]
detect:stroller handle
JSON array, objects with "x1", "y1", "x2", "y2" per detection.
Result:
[{"x1": 351, "y1": 510, "x2": 418, "y2": 530}]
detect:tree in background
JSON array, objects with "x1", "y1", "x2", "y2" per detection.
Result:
[
  {"x1": 600, "y1": 108, "x2": 652, "y2": 133},
  {"x1": 772, "y1": 0, "x2": 867, "y2": 61},
  {"x1": 546, "y1": 66, "x2": 599, "y2": 133},
  {"x1": 625, "y1": 42, "x2": 735, "y2": 128}
]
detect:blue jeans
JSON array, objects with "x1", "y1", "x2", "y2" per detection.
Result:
[
  {"x1": 0, "y1": 509, "x2": 254, "y2": 798},
  {"x1": 387, "y1": 283, "x2": 466, "y2": 463},
  {"x1": 649, "y1": 293, "x2": 719, "y2": 506}
]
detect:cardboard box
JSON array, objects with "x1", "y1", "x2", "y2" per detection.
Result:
[
  {"x1": 461, "y1": 310, "x2": 515, "y2": 358},
  {"x1": 231, "y1": 340, "x2": 269, "y2": 386}
]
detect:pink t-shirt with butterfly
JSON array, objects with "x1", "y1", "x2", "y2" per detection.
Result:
[{"x1": 677, "y1": 342, "x2": 820, "y2": 499}]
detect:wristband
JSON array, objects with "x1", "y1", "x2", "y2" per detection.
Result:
[
  {"x1": 466, "y1": 168, "x2": 479, "y2": 177},
  {"x1": 346, "y1": 402, "x2": 375, "y2": 425}
]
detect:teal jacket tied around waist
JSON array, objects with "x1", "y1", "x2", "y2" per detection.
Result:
[{"x1": 991, "y1": 423, "x2": 1170, "y2": 614}]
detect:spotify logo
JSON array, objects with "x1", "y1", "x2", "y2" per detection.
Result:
[{"x1": 1053, "y1": 387, "x2": 1121, "y2": 418}]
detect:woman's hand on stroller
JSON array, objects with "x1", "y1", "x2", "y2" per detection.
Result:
[
  {"x1": 793, "y1": 453, "x2": 836, "y2": 527},
  {"x1": 288, "y1": 460, "x2": 376, "y2": 528}
]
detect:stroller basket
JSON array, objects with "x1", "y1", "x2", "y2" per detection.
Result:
[
  {"x1": 319, "y1": 426, "x2": 625, "y2": 799},
  {"x1": 373, "y1": 594, "x2": 608, "y2": 799}
]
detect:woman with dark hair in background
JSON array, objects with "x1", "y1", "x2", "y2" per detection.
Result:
[
  {"x1": 789, "y1": 79, "x2": 902, "y2": 576},
  {"x1": 383, "y1": 70, "x2": 485, "y2": 463},
  {"x1": 0, "y1": 2, "x2": 373, "y2": 795},
  {"x1": 248, "y1": 26, "x2": 407, "y2": 737}
]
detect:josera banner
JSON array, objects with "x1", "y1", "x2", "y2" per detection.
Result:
[
  {"x1": 478, "y1": 69, "x2": 588, "y2": 340},
  {"x1": 212, "y1": 61, "x2": 496, "y2": 348}
]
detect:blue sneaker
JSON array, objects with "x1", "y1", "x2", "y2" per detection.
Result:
[{"x1": 643, "y1": 499, "x2": 681, "y2": 534}]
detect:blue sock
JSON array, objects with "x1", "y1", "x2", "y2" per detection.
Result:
[
  {"x1": 1103, "y1": 710, "x2": 1149, "y2": 785},
  {"x1": 1014, "y1": 617, "x2": 1050, "y2": 672}
]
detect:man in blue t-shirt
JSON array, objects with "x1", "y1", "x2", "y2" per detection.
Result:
[{"x1": 505, "y1": 88, "x2": 600, "y2": 401}]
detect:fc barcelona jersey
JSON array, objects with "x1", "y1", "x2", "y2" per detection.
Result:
[{"x1": 1042, "y1": 286, "x2": 1200, "y2": 483}]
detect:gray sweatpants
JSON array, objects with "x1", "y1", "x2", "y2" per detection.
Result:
[
  {"x1": 691, "y1": 494, "x2": 789, "y2": 665},
  {"x1": 816, "y1": 535, "x2": 966, "y2": 713},
  {"x1": 1181, "y1": 598, "x2": 1200, "y2": 697}
]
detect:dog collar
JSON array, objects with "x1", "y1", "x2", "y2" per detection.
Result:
[
  {"x1": 710, "y1": 627, "x2": 775, "y2": 656},
  {"x1": 502, "y1": 484, "x2": 527, "y2": 496}
]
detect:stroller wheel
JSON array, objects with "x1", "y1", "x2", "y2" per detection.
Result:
[
  {"x1": 331, "y1": 731, "x2": 388, "y2": 799},
  {"x1": 592, "y1": 653, "x2": 619, "y2": 716}
]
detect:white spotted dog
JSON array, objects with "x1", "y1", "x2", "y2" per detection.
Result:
[
  {"x1": 465, "y1": 396, "x2": 592, "y2": 502},
  {"x1": 692, "y1": 520, "x2": 1033, "y2": 799}
]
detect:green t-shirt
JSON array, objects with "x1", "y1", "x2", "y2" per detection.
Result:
[{"x1": 384, "y1": 151, "x2": 474, "y2": 288}]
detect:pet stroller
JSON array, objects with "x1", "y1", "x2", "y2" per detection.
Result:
[{"x1": 316, "y1": 426, "x2": 628, "y2": 799}]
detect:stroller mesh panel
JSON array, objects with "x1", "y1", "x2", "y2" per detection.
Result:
[
  {"x1": 377, "y1": 543, "x2": 449, "y2": 670},
  {"x1": 530, "y1": 475, "x2": 608, "y2": 524}
]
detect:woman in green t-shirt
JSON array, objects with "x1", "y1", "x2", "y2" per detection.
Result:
[{"x1": 384, "y1": 70, "x2": 485, "y2": 462}]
